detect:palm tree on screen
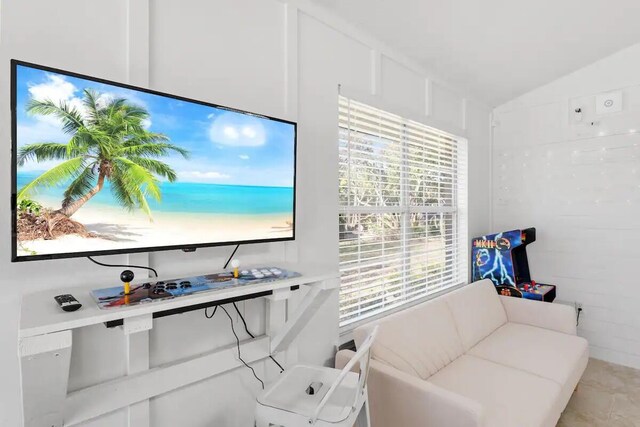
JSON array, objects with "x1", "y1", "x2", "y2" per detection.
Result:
[{"x1": 17, "y1": 89, "x2": 189, "y2": 219}]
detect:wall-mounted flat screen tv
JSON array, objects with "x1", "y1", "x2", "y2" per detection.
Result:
[{"x1": 11, "y1": 60, "x2": 296, "y2": 262}]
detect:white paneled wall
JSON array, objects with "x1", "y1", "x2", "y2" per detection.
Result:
[
  {"x1": 0, "y1": 1, "x2": 491, "y2": 425},
  {"x1": 380, "y1": 55, "x2": 426, "y2": 117},
  {"x1": 493, "y1": 42, "x2": 640, "y2": 370},
  {"x1": 150, "y1": 0, "x2": 288, "y2": 117},
  {"x1": 431, "y1": 82, "x2": 465, "y2": 130}
]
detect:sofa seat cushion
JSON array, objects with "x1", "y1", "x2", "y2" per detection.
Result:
[
  {"x1": 444, "y1": 280, "x2": 508, "y2": 351},
  {"x1": 354, "y1": 299, "x2": 464, "y2": 379},
  {"x1": 468, "y1": 322, "x2": 589, "y2": 386},
  {"x1": 428, "y1": 355, "x2": 561, "y2": 427}
]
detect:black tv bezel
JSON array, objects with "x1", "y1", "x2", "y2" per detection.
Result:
[{"x1": 10, "y1": 59, "x2": 297, "y2": 262}]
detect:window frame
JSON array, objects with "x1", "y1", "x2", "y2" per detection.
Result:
[{"x1": 338, "y1": 95, "x2": 469, "y2": 332}]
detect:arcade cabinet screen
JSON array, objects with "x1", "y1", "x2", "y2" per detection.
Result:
[{"x1": 11, "y1": 60, "x2": 296, "y2": 261}]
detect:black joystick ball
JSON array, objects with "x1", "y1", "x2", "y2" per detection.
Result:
[{"x1": 120, "y1": 270, "x2": 135, "y2": 283}]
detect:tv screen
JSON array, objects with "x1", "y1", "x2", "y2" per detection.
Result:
[{"x1": 11, "y1": 60, "x2": 296, "y2": 261}]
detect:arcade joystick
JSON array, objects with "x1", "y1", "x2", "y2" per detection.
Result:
[
  {"x1": 230, "y1": 259, "x2": 240, "y2": 278},
  {"x1": 120, "y1": 270, "x2": 135, "y2": 295}
]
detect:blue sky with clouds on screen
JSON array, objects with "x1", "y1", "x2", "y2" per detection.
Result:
[{"x1": 15, "y1": 64, "x2": 295, "y2": 188}]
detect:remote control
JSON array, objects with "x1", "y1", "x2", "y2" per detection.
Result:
[{"x1": 54, "y1": 294, "x2": 82, "y2": 312}]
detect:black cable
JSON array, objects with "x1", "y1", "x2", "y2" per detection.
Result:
[
  {"x1": 233, "y1": 302, "x2": 255, "y2": 338},
  {"x1": 213, "y1": 244, "x2": 282, "y2": 384},
  {"x1": 218, "y1": 305, "x2": 265, "y2": 389},
  {"x1": 204, "y1": 305, "x2": 218, "y2": 319},
  {"x1": 577, "y1": 307, "x2": 583, "y2": 326},
  {"x1": 223, "y1": 244, "x2": 240, "y2": 269},
  {"x1": 232, "y1": 302, "x2": 284, "y2": 373},
  {"x1": 87, "y1": 256, "x2": 158, "y2": 278}
]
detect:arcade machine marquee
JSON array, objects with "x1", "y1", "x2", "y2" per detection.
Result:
[{"x1": 471, "y1": 228, "x2": 556, "y2": 302}]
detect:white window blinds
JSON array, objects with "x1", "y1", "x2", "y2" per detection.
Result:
[{"x1": 338, "y1": 96, "x2": 468, "y2": 327}]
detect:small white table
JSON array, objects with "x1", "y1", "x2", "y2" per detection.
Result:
[{"x1": 18, "y1": 263, "x2": 338, "y2": 427}]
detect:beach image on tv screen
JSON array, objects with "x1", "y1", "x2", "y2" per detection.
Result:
[{"x1": 13, "y1": 64, "x2": 295, "y2": 259}]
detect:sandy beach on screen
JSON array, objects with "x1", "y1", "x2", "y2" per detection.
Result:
[{"x1": 17, "y1": 202, "x2": 293, "y2": 257}]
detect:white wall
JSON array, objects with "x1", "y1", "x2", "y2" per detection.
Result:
[
  {"x1": 0, "y1": 0, "x2": 492, "y2": 425},
  {"x1": 493, "y1": 42, "x2": 640, "y2": 370}
]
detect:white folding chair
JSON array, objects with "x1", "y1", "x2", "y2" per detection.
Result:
[{"x1": 255, "y1": 326, "x2": 379, "y2": 427}]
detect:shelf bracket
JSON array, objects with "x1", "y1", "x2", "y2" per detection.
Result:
[{"x1": 269, "y1": 279, "x2": 337, "y2": 354}]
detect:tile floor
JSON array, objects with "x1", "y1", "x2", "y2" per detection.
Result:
[{"x1": 558, "y1": 358, "x2": 640, "y2": 426}]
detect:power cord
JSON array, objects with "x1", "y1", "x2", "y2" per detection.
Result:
[
  {"x1": 87, "y1": 255, "x2": 159, "y2": 278},
  {"x1": 577, "y1": 307, "x2": 583, "y2": 326},
  {"x1": 218, "y1": 305, "x2": 265, "y2": 389},
  {"x1": 204, "y1": 305, "x2": 218, "y2": 318},
  {"x1": 202, "y1": 301, "x2": 285, "y2": 389},
  {"x1": 202, "y1": 243, "x2": 285, "y2": 389},
  {"x1": 232, "y1": 302, "x2": 284, "y2": 373},
  {"x1": 222, "y1": 244, "x2": 285, "y2": 373},
  {"x1": 574, "y1": 302, "x2": 583, "y2": 327},
  {"x1": 223, "y1": 244, "x2": 240, "y2": 269}
]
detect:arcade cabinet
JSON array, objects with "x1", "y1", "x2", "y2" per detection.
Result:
[{"x1": 471, "y1": 227, "x2": 556, "y2": 302}]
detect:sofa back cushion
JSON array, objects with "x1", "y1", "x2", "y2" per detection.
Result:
[
  {"x1": 444, "y1": 279, "x2": 507, "y2": 351},
  {"x1": 353, "y1": 299, "x2": 464, "y2": 379}
]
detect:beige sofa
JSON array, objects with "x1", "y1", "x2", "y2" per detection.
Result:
[{"x1": 336, "y1": 279, "x2": 588, "y2": 427}]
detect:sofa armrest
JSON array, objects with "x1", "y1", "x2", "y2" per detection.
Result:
[
  {"x1": 336, "y1": 350, "x2": 484, "y2": 427},
  {"x1": 499, "y1": 295, "x2": 577, "y2": 335}
]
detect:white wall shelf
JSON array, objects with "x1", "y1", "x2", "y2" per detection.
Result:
[{"x1": 18, "y1": 263, "x2": 338, "y2": 427}]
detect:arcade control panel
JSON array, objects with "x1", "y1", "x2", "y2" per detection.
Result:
[
  {"x1": 496, "y1": 281, "x2": 556, "y2": 302},
  {"x1": 91, "y1": 267, "x2": 300, "y2": 309},
  {"x1": 517, "y1": 281, "x2": 556, "y2": 302}
]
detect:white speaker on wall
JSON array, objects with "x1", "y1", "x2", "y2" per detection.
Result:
[{"x1": 595, "y1": 91, "x2": 623, "y2": 115}]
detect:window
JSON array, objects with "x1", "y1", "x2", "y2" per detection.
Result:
[{"x1": 338, "y1": 96, "x2": 468, "y2": 328}]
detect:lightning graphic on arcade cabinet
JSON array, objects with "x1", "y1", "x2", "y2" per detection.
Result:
[
  {"x1": 492, "y1": 237, "x2": 515, "y2": 286},
  {"x1": 472, "y1": 230, "x2": 520, "y2": 287}
]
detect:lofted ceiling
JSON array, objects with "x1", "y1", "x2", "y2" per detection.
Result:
[{"x1": 311, "y1": 0, "x2": 640, "y2": 106}]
